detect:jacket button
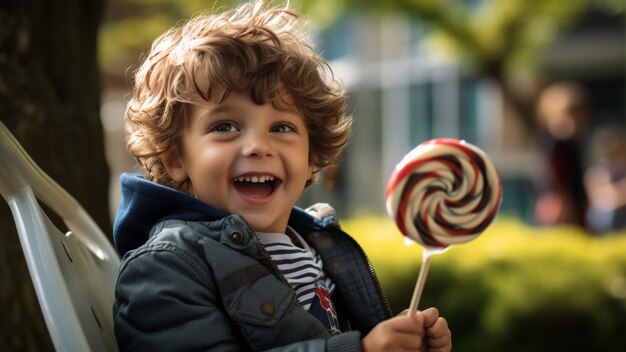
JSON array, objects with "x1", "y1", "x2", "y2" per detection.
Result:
[
  {"x1": 230, "y1": 231, "x2": 244, "y2": 244},
  {"x1": 260, "y1": 301, "x2": 275, "y2": 316}
]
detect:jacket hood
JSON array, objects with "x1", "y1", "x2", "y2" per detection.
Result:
[{"x1": 113, "y1": 173, "x2": 319, "y2": 257}]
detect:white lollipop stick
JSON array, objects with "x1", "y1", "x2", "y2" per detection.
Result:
[{"x1": 408, "y1": 247, "x2": 447, "y2": 313}]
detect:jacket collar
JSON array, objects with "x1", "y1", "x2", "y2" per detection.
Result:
[{"x1": 113, "y1": 173, "x2": 321, "y2": 257}]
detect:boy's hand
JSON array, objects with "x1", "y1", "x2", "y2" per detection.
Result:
[
  {"x1": 420, "y1": 307, "x2": 452, "y2": 352},
  {"x1": 362, "y1": 313, "x2": 425, "y2": 352}
]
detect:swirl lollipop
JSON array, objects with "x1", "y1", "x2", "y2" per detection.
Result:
[{"x1": 385, "y1": 138, "x2": 502, "y2": 312}]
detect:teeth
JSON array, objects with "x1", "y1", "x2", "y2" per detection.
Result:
[{"x1": 234, "y1": 175, "x2": 275, "y2": 183}]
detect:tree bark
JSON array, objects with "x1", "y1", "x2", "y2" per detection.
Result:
[{"x1": 0, "y1": 0, "x2": 109, "y2": 350}]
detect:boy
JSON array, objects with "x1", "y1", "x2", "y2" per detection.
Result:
[{"x1": 113, "y1": 1, "x2": 452, "y2": 351}]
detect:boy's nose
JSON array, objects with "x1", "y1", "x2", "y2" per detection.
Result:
[{"x1": 241, "y1": 131, "x2": 273, "y2": 158}]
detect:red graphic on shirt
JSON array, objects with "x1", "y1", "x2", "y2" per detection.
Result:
[
  {"x1": 315, "y1": 286, "x2": 333, "y2": 311},
  {"x1": 313, "y1": 283, "x2": 340, "y2": 334}
]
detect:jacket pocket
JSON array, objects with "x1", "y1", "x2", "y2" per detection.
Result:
[{"x1": 220, "y1": 263, "x2": 295, "y2": 327}]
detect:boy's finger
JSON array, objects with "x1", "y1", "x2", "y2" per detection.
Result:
[
  {"x1": 426, "y1": 317, "x2": 449, "y2": 338},
  {"x1": 427, "y1": 331, "x2": 452, "y2": 351},
  {"x1": 426, "y1": 318, "x2": 452, "y2": 350},
  {"x1": 385, "y1": 312, "x2": 425, "y2": 337},
  {"x1": 421, "y1": 307, "x2": 440, "y2": 327}
]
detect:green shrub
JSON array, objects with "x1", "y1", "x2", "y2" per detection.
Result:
[{"x1": 342, "y1": 215, "x2": 626, "y2": 352}]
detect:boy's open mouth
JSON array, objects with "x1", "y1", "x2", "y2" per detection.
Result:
[{"x1": 232, "y1": 175, "x2": 280, "y2": 199}]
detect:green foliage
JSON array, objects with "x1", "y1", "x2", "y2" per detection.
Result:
[
  {"x1": 342, "y1": 215, "x2": 626, "y2": 352},
  {"x1": 333, "y1": 0, "x2": 593, "y2": 71},
  {"x1": 99, "y1": 0, "x2": 622, "y2": 77},
  {"x1": 99, "y1": 0, "x2": 240, "y2": 72},
  {"x1": 99, "y1": 14, "x2": 173, "y2": 72}
]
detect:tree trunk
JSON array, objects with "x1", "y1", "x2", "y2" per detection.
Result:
[
  {"x1": 482, "y1": 58, "x2": 537, "y2": 134},
  {"x1": 0, "y1": 0, "x2": 109, "y2": 350}
]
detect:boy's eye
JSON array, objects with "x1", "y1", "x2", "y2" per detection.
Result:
[
  {"x1": 210, "y1": 122, "x2": 239, "y2": 133},
  {"x1": 270, "y1": 123, "x2": 296, "y2": 133}
]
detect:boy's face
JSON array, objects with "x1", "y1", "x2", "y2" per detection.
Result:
[{"x1": 165, "y1": 92, "x2": 313, "y2": 233}]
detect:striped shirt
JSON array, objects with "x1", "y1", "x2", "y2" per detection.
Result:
[{"x1": 256, "y1": 228, "x2": 336, "y2": 310}]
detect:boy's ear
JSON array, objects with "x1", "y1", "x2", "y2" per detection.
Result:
[
  {"x1": 307, "y1": 156, "x2": 316, "y2": 178},
  {"x1": 162, "y1": 151, "x2": 188, "y2": 183}
]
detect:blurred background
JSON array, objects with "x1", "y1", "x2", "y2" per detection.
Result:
[
  {"x1": 1, "y1": 0, "x2": 625, "y2": 350},
  {"x1": 100, "y1": 0, "x2": 625, "y2": 232}
]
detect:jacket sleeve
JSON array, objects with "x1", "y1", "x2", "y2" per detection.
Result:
[
  {"x1": 113, "y1": 242, "x2": 365, "y2": 352},
  {"x1": 265, "y1": 331, "x2": 362, "y2": 352},
  {"x1": 113, "y1": 242, "x2": 241, "y2": 351}
]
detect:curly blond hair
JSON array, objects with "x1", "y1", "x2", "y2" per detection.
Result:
[{"x1": 125, "y1": 0, "x2": 352, "y2": 193}]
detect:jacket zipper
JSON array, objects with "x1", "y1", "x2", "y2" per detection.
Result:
[
  {"x1": 252, "y1": 234, "x2": 290, "y2": 285},
  {"x1": 332, "y1": 227, "x2": 394, "y2": 317},
  {"x1": 250, "y1": 230, "x2": 307, "y2": 310}
]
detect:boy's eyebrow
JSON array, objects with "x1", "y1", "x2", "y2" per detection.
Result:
[
  {"x1": 203, "y1": 103, "x2": 240, "y2": 116},
  {"x1": 190, "y1": 104, "x2": 239, "y2": 124}
]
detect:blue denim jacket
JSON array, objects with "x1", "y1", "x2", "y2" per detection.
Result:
[{"x1": 113, "y1": 174, "x2": 392, "y2": 351}]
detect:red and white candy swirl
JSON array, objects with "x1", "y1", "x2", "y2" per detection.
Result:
[{"x1": 385, "y1": 139, "x2": 501, "y2": 249}]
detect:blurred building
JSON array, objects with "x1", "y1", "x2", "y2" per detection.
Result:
[
  {"x1": 296, "y1": 8, "x2": 625, "y2": 222},
  {"x1": 100, "y1": 6, "x2": 625, "y2": 223}
]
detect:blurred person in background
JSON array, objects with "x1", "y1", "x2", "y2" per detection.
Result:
[
  {"x1": 584, "y1": 126, "x2": 626, "y2": 235},
  {"x1": 534, "y1": 81, "x2": 590, "y2": 229}
]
